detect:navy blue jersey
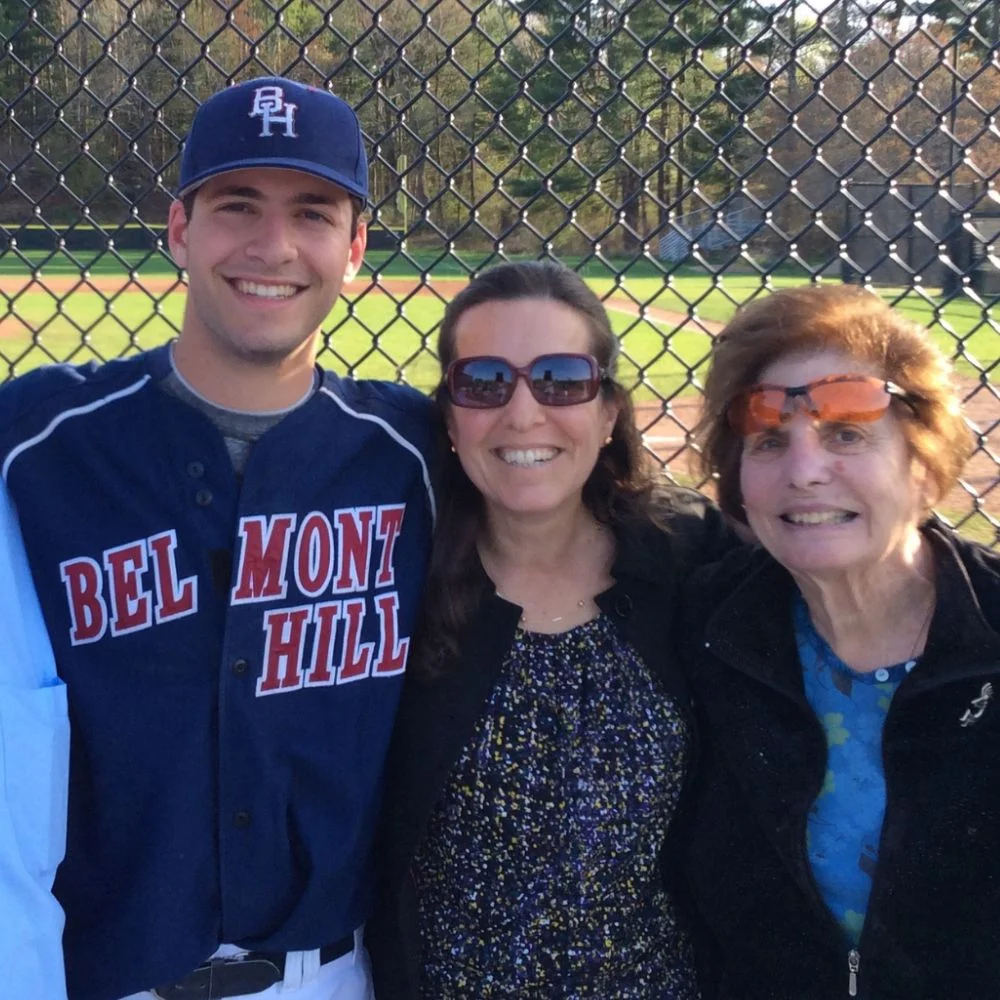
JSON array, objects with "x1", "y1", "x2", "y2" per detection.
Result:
[{"x1": 0, "y1": 345, "x2": 437, "y2": 1000}]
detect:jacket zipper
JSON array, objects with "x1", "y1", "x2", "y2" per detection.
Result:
[
  {"x1": 847, "y1": 672, "x2": 910, "y2": 999},
  {"x1": 707, "y1": 635, "x2": 860, "y2": 975}
]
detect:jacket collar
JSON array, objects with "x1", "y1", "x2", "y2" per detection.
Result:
[
  {"x1": 704, "y1": 520, "x2": 1000, "y2": 697},
  {"x1": 910, "y1": 521, "x2": 1000, "y2": 690},
  {"x1": 607, "y1": 516, "x2": 674, "y2": 586}
]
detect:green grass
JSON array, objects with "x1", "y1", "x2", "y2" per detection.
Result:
[
  {"x1": 2, "y1": 250, "x2": 997, "y2": 396},
  {"x1": 0, "y1": 281, "x2": 708, "y2": 395},
  {"x1": 938, "y1": 509, "x2": 1000, "y2": 547}
]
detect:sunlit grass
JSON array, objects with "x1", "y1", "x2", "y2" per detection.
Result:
[{"x1": 2, "y1": 249, "x2": 997, "y2": 393}]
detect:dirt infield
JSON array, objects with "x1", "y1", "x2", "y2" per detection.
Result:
[{"x1": 3, "y1": 271, "x2": 998, "y2": 514}]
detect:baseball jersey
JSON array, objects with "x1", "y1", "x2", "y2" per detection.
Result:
[
  {"x1": 0, "y1": 479, "x2": 69, "y2": 1000},
  {"x1": 0, "y1": 344, "x2": 437, "y2": 1000}
]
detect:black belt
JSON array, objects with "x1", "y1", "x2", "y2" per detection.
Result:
[{"x1": 153, "y1": 936, "x2": 354, "y2": 999}]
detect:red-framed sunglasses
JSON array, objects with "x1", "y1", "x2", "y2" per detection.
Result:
[
  {"x1": 445, "y1": 353, "x2": 608, "y2": 409},
  {"x1": 726, "y1": 374, "x2": 916, "y2": 435}
]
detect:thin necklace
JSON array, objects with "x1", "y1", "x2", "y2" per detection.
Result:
[
  {"x1": 481, "y1": 521, "x2": 608, "y2": 626},
  {"x1": 525, "y1": 598, "x2": 586, "y2": 626},
  {"x1": 495, "y1": 591, "x2": 587, "y2": 626}
]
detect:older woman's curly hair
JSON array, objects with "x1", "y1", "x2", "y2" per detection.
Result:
[{"x1": 697, "y1": 284, "x2": 973, "y2": 521}]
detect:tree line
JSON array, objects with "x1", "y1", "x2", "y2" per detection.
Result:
[{"x1": 1, "y1": 0, "x2": 996, "y2": 258}]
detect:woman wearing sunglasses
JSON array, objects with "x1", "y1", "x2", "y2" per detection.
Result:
[
  {"x1": 367, "y1": 260, "x2": 735, "y2": 999},
  {"x1": 679, "y1": 284, "x2": 1000, "y2": 999}
]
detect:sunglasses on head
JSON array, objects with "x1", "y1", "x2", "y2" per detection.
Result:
[
  {"x1": 445, "y1": 353, "x2": 608, "y2": 409},
  {"x1": 726, "y1": 374, "x2": 916, "y2": 436}
]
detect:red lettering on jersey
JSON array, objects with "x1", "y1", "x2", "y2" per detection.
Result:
[
  {"x1": 148, "y1": 531, "x2": 198, "y2": 623},
  {"x1": 104, "y1": 541, "x2": 152, "y2": 636},
  {"x1": 60, "y1": 557, "x2": 108, "y2": 646},
  {"x1": 294, "y1": 512, "x2": 334, "y2": 598},
  {"x1": 257, "y1": 605, "x2": 312, "y2": 695},
  {"x1": 373, "y1": 590, "x2": 409, "y2": 675},
  {"x1": 337, "y1": 597, "x2": 374, "y2": 683},
  {"x1": 333, "y1": 508, "x2": 374, "y2": 593},
  {"x1": 232, "y1": 514, "x2": 297, "y2": 604},
  {"x1": 303, "y1": 600, "x2": 342, "y2": 687},
  {"x1": 375, "y1": 505, "x2": 405, "y2": 588}
]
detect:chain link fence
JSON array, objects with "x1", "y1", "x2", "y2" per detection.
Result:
[{"x1": 1, "y1": 0, "x2": 999, "y2": 537}]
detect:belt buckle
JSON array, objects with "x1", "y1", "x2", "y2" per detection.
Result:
[{"x1": 153, "y1": 955, "x2": 284, "y2": 999}]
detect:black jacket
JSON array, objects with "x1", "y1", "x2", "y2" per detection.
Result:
[
  {"x1": 678, "y1": 521, "x2": 1000, "y2": 1000},
  {"x1": 368, "y1": 489, "x2": 734, "y2": 1000}
]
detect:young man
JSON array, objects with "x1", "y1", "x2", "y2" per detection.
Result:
[
  {"x1": 0, "y1": 480, "x2": 68, "y2": 1000},
  {"x1": 0, "y1": 77, "x2": 436, "y2": 1000}
]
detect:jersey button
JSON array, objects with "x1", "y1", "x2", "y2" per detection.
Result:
[
  {"x1": 187, "y1": 461, "x2": 205, "y2": 478},
  {"x1": 234, "y1": 810, "x2": 251, "y2": 829},
  {"x1": 232, "y1": 658, "x2": 248, "y2": 676},
  {"x1": 195, "y1": 488, "x2": 213, "y2": 506}
]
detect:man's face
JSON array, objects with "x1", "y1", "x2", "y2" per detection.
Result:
[{"x1": 167, "y1": 167, "x2": 365, "y2": 369}]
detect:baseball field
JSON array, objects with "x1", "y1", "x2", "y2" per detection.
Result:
[
  {"x1": 3, "y1": 246, "x2": 999, "y2": 540},
  {"x1": 2, "y1": 248, "x2": 997, "y2": 391}
]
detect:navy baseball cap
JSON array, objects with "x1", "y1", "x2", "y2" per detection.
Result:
[{"x1": 177, "y1": 77, "x2": 368, "y2": 203}]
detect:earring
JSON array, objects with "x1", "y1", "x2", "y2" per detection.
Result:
[
  {"x1": 449, "y1": 444, "x2": 457, "y2": 453},
  {"x1": 603, "y1": 435, "x2": 613, "y2": 446}
]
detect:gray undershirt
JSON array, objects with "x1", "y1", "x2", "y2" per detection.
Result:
[{"x1": 162, "y1": 350, "x2": 319, "y2": 475}]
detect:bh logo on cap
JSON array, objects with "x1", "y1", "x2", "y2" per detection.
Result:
[{"x1": 250, "y1": 85, "x2": 298, "y2": 138}]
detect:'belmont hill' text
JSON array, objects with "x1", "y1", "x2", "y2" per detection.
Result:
[{"x1": 58, "y1": 505, "x2": 412, "y2": 696}]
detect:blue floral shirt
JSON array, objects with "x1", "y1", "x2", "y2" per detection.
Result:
[{"x1": 795, "y1": 595, "x2": 914, "y2": 946}]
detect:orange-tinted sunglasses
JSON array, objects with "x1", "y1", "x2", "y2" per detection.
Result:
[{"x1": 726, "y1": 374, "x2": 916, "y2": 436}]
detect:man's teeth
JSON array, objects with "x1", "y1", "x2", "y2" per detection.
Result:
[
  {"x1": 498, "y1": 447, "x2": 559, "y2": 467},
  {"x1": 234, "y1": 280, "x2": 299, "y2": 299},
  {"x1": 782, "y1": 511, "x2": 856, "y2": 525}
]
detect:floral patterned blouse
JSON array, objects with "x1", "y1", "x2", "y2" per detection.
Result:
[{"x1": 413, "y1": 614, "x2": 700, "y2": 999}]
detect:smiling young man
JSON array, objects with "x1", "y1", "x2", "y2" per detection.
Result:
[{"x1": 0, "y1": 78, "x2": 436, "y2": 1000}]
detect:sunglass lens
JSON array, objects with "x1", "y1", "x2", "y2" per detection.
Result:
[
  {"x1": 810, "y1": 378, "x2": 890, "y2": 422},
  {"x1": 528, "y1": 355, "x2": 598, "y2": 405},
  {"x1": 450, "y1": 358, "x2": 515, "y2": 408},
  {"x1": 731, "y1": 389, "x2": 787, "y2": 434}
]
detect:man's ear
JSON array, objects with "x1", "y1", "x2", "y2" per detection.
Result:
[
  {"x1": 344, "y1": 220, "x2": 367, "y2": 282},
  {"x1": 166, "y1": 199, "x2": 190, "y2": 269}
]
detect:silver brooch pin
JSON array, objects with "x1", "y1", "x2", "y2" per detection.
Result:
[{"x1": 959, "y1": 682, "x2": 994, "y2": 727}]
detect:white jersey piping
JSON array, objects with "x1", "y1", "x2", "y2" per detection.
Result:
[
  {"x1": 319, "y1": 385, "x2": 437, "y2": 524},
  {"x1": 2, "y1": 375, "x2": 152, "y2": 481}
]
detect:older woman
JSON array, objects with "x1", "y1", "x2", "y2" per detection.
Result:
[
  {"x1": 367, "y1": 261, "x2": 735, "y2": 999},
  {"x1": 681, "y1": 284, "x2": 998, "y2": 999}
]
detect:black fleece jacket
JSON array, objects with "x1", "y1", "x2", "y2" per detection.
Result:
[{"x1": 678, "y1": 520, "x2": 1000, "y2": 1000}]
